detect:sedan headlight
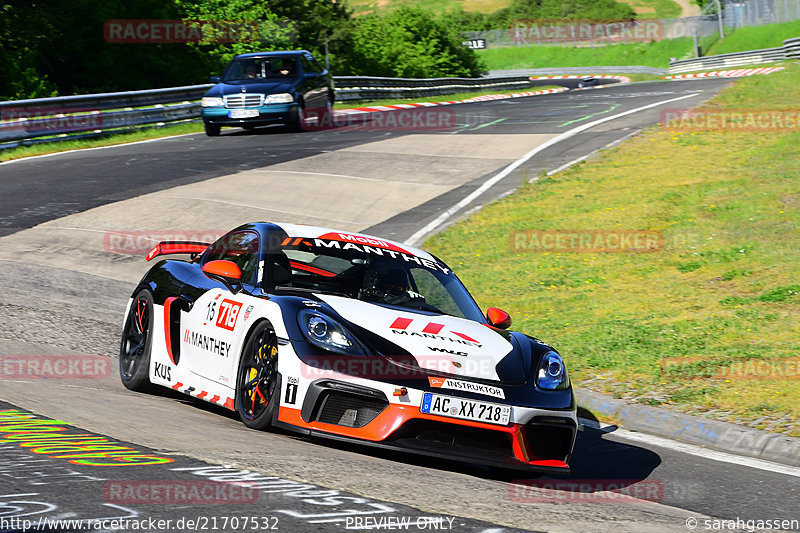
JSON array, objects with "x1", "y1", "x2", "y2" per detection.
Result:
[
  {"x1": 264, "y1": 93, "x2": 294, "y2": 104},
  {"x1": 298, "y1": 310, "x2": 366, "y2": 356},
  {"x1": 536, "y1": 351, "x2": 570, "y2": 390},
  {"x1": 201, "y1": 97, "x2": 224, "y2": 107}
]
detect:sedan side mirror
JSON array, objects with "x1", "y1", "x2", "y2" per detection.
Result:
[
  {"x1": 486, "y1": 307, "x2": 512, "y2": 329},
  {"x1": 210, "y1": 76, "x2": 221, "y2": 84},
  {"x1": 202, "y1": 260, "x2": 242, "y2": 293}
]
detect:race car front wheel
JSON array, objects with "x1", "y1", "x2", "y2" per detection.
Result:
[
  {"x1": 204, "y1": 122, "x2": 221, "y2": 136},
  {"x1": 236, "y1": 321, "x2": 280, "y2": 430},
  {"x1": 119, "y1": 288, "x2": 154, "y2": 391}
]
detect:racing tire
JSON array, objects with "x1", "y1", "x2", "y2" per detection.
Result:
[
  {"x1": 235, "y1": 321, "x2": 281, "y2": 430},
  {"x1": 204, "y1": 122, "x2": 221, "y2": 137},
  {"x1": 318, "y1": 98, "x2": 335, "y2": 130},
  {"x1": 119, "y1": 288, "x2": 154, "y2": 391},
  {"x1": 288, "y1": 102, "x2": 307, "y2": 132}
]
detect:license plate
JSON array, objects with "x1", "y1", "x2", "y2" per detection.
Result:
[
  {"x1": 229, "y1": 109, "x2": 259, "y2": 119},
  {"x1": 420, "y1": 392, "x2": 511, "y2": 426}
]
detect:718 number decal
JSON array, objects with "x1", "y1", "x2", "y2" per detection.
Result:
[{"x1": 216, "y1": 299, "x2": 242, "y2": 331}]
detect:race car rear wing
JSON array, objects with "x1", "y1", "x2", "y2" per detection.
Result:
[{"x1": 146, "y1": 241, "x2": 210, "y2": 262}]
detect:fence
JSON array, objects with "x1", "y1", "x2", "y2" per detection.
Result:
[{"x1": 669, "y1": 36, "x2": 800, "y2": 72}]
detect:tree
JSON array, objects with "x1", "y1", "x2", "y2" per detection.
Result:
[{"x1": 346, "y1": 7, "x2": 486, "y2": 77}]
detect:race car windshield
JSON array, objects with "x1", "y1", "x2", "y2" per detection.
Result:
[
  {"x1": 222, "y1": 56, "x2": 298, "y2": 81},
  {"x1": 272, "y1": 240, "x2": 485, "y2": 322}
]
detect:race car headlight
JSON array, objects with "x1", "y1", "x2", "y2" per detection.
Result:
[
  {"x1": 201, "y1": 97, "x2": 224, "y2": 107},
  {"x1": 264, "y1": 93, "x2": 294, "y2": 104},
  {"x1": 298, "y1": 310, "x2": 366, "y2": 356},
  {"x1": 537, "y1": 351, "x2": 570, "y2": 390}
]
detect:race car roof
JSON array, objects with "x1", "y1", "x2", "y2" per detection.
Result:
[{"x1": 272, "y1": 222, "x2": 437, "y2": 262}]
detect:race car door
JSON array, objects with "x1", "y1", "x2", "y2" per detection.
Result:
[{"x1": 180, "y1": 230, "x2": 261, "y2": 386}]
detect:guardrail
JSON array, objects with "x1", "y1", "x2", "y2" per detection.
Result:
[
  {"x1": 669, "y1": 36, "x2": 799, "y2": 73},
  {"x1": 334, "y1": 75, "x2": 535, "y2": 101},
  {"x1": 0, "y1": 75, "x2": 545, "y2": 149},
  {"x1": 0, "y1": 84, "x2": 212, "y2": 149},
  {"x1": 786, "y1": 37, "x2": 800, "y2": 59}
]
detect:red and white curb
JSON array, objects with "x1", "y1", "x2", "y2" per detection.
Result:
[
  {"x1": 664, "y1": 67, "x2": 785, "y2": 79},
  {"x1": 335, "y1": 87, "x2": 568, "y2": 116},
  {"x1": 530, "y1": 74, "x2": 633, "y2": 83}
]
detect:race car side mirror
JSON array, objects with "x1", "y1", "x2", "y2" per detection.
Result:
[
  {"x1": 486, "y1": 307, "x2": 512, "y2": 329},
  {"x1": 202, "y1": 260, "x2": 242, "y2": 293}
]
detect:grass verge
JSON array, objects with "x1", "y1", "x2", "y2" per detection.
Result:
[
  {"x1": 425, "y1": 62, "x2": 800, "y2": 437},
  {"x1": 0, "y1": 122, "x2": 203, "y2": 163}
]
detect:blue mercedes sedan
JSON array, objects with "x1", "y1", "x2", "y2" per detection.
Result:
[{"x1": 200, "y1": 50, "x2": 334, "y2": 136}]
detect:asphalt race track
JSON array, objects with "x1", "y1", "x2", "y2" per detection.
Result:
[{"x1": 1, "y1": 79, "x2": 798, "y2": 533}]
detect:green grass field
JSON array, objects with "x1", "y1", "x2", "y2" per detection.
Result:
[
  {"x1": 424, "y1": 63, "x2": 800, "y2": 436},
  {"x1": 706, "y1": 20, "x2": 800, "y2": 56},
  {"x1": 479, "y1": 38, "x2": 697, "y2": 69},
  {"x1": 478, "y1": 20, "x2": 800, "y2": 70}
]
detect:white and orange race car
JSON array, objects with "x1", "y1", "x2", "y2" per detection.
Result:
[{"x1": 120, "y1": 222, "x2": 577, "y2": 473}]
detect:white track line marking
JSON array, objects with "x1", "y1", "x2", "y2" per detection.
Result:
[
  {"x1": 254, "y1": 169, "x2": 447, "y2": 188},
  {"x1": 159, "y1": 195, "x2": 364, "y2": 226},
  {"x1": 404, "y1": 92, "x2": 701, "y2": 246},
  {"x1": 253, "y1": 169, "x2": 386, "y2": 182},
  {"x1": 591, "y1": 422, "x2": 800, "y2": 478},
  {"x1": 0, "y1": 132, "x2": 200, "y2": 165}
]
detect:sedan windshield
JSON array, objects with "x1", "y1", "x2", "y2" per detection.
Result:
[
  {"x1": 271, "y1": 238, "x2": 485, "y2": 322},
  {"x1": 222, "y1": 56, "x2": 298, "y2": 82}
]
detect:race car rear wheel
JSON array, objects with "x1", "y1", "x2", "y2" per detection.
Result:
[
  {"x1": 119, "y1": 288, "x2": 154, "y2": 391},
  {"x1": 235, "y1": 321, "x2": 280, "y2": 430}
]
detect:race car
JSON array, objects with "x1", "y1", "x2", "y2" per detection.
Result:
[{"x1": 120, "y1": 222, "x2": 577, "y2": 473}]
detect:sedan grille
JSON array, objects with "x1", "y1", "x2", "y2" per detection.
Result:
[{"x1": 224, "y1": 94, "x2": 264, "y2": 108}]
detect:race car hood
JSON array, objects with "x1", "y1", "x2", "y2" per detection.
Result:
[{"x1": 317, "y1": 295, "x2": 521, "y2": 383}]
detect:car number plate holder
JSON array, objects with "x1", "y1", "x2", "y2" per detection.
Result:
[
  {"x1": 229, "y1": 109, "x2": 259, "y2": 119},
  {"x1": 420, "y1": 392, "x2": 511, "y2": 426}
]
